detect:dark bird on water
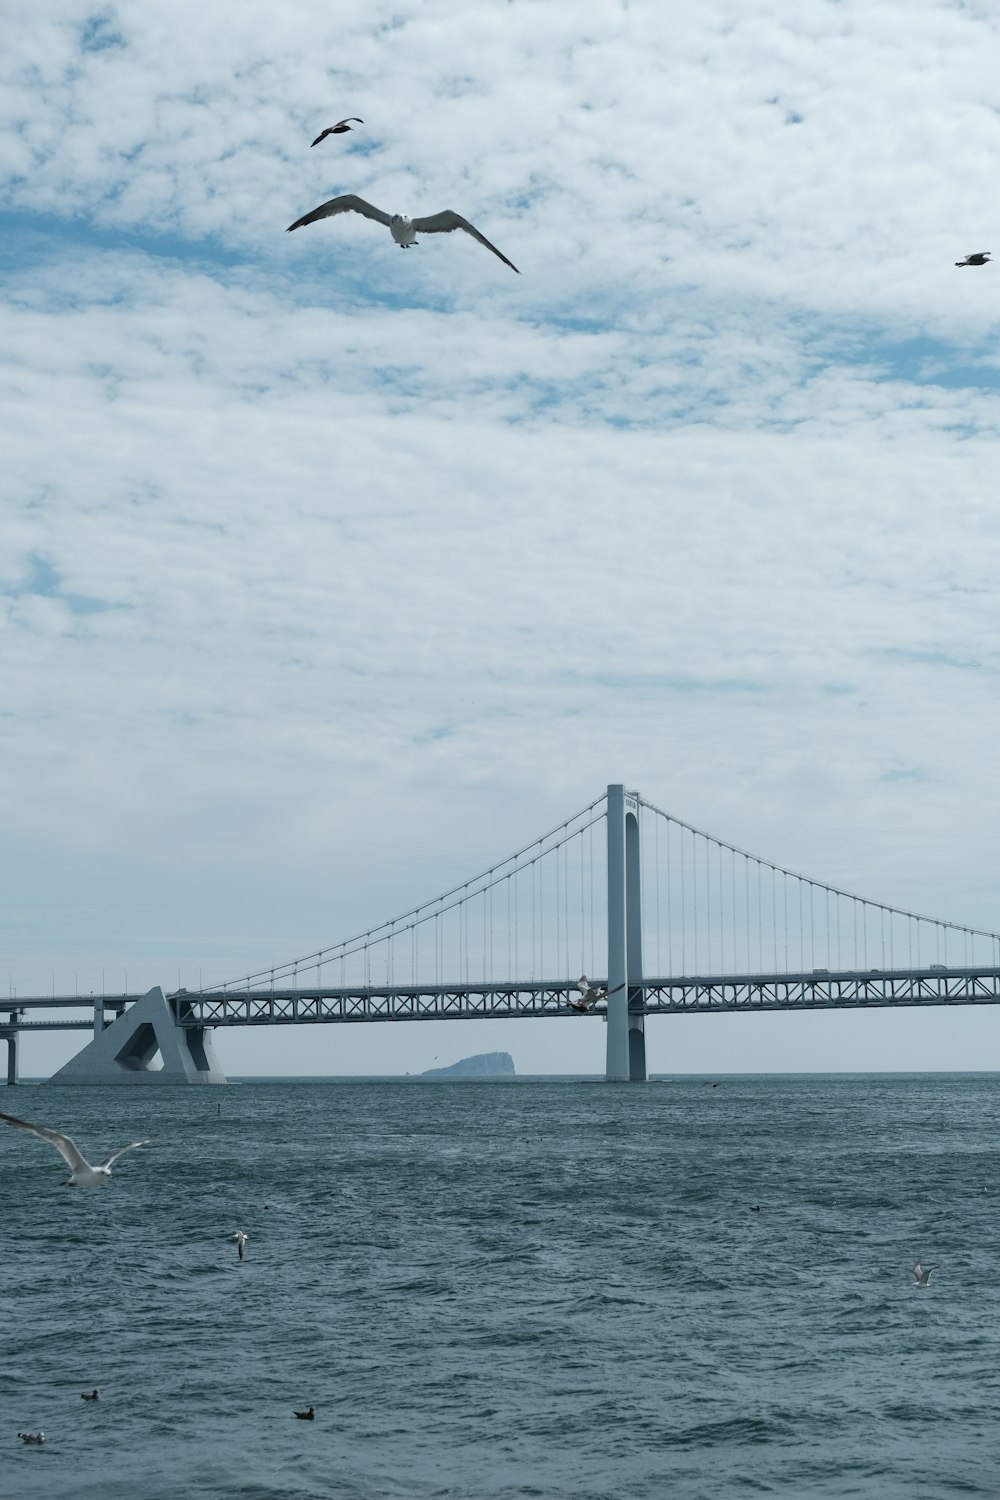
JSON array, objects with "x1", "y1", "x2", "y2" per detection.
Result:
[
  {"x1": 311, "y1": 119, "x2": 363, "y2": 146},
  {"x1": 81, "y1": 1389, "x2": 100, "y2": 1401},
  {"x1": 286, "y1": 194, "x2": 520, "y2": 273},
  {"x1": 294, "y1": 1406, "x2": 316, "y2": 1420},
  {"x1": 955, "y1": 252, "x2": 991, "y2": 267}
]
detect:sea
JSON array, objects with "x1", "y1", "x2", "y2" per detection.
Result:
[{"x1": 3, "y1": 1073, "x2": 1000, "y2": 1499}]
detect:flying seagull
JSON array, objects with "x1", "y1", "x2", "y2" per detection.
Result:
[
  {"x1": 230, "y1": 1229, "x2": 249, "y2": 1260},
  {"x1": 955, "y1": 252, "x2": 991, "y2": 267},
  {"x1": 17, "y1": 1432, "x2": 44, "y2": 1445},
  {"x1": 286, "y1": 194, "x2": 520, "y2": 273},
  {"x1": 570, "y1": 975, "x2": 606, "y2": 1012},
  {"x1": 80, "y1": 1389, "x2": 100, "y2": 1402},
  {"x1": 294, "y1": 1406, "x2": 316, "y2": 1420},
  {"x1": 568, "y1": 976, "x2": 626, "y2": 1013},
  {"x1": 0, "y1": 1111, "x2": 156, "y2": 1187},
  {"x1": 913, "y1": 1260, "x2": 939, "y2": 1286},
  {"x1": 311, "y1": 118, "x2": 363, "y2": 146}
]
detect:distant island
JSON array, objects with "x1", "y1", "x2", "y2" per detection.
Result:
[{"x1": 421, "y1": 1051, "x2": 515, "y2": 1078}]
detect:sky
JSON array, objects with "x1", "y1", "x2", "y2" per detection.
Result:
[{"x1": 4, "y1": 0, "x2": 1000, "y2": 1079}]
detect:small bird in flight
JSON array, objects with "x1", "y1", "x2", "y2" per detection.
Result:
[
  {"x1": 955, "y1": 252, "x2": 991, "y2": 267},
  {"x1": 286, "y1": 194, "x2": 520, "y2": 273},
  {"x1": 570, "y1": 975, "x2": 606, "y2": 1012},
  {"x1": 0, "y1": 1111, "x2": 156, "y2": 1187},
  {"x1": 80, "y1": 1389, "x2": 100, "y2": 1402},
  {"x1": 17, "y1": 1433, "x2": 45, "y2": 1444},
  {"x1": 230, "y1": 1229, "x2": 249, "y2": 1260},
  {"x1": 294, "y1": 1406, "x2": 316, "y2": 1420},
  {"x1": 311, "y1": 118, "x2": 363, "y2": 146},
  {"x1": 568, "y1": 976, "x2": 625, "y2": 1013},
  {"x1": 913, "y1": 1260, "x2": 939, "y2": 1286}
]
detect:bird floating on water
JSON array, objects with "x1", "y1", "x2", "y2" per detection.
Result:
[
  {"x1": 294, "y1": 1406, "x2": 316, "y2": 1420},
  {"x1": 0, "y1": 1111, "x2": 157, "y2": 1187},
  {"x1": 231, "y1": 1230, "x2": 249, "y2": 1261},
  {"x1": 80, "y1": 1389, "x2": 99, "y2": 1402},
  {"x1": 17, "y1": 1432, "x2": 45, "y2": 1444},
  {"x1": 286, "y1": 194, "x2": 520, "y2": 273},
  {"x1": 913, "y1": 1260, "x2": 939, "y2": 1286},
  {"x1": 955, "y1": 252, "x2": 990, "y2": 267},
  {"x1": 311, "y1": 118, "x2": 363, "y2": 146}
]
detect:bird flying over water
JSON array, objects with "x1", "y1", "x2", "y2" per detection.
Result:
[
  {"x1": 913, "y1": 1260, "x2": 939, "y2": 1286},
  {"x1": 570, "y1": 975, "x2": 606, "y2": 1012},
  {"x1": 286, "y1": 194, "x2": 520, "y2": 273},
  {"x1": 569, "y1": 976, "x2": 626, "y2": 1013},
  {"x1": 17, "y1": 1432, "x2": 44, "y2": 1444},
  {"x1": 955, "y1": 252, "x2": 990, "y2": 267},
  {"x1": 0, "y1": 1111, "x2": 156, "y2": 1187},
  {"x1": 311, "y1": 118, "x2": 363, "y2": 145},
  {"x1": 231, "y1": 1229, "x2": 249, "y2": 1260}
]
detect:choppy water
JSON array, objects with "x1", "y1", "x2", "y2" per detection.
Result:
[{"x1": 3, "y1": 1074, "x2": 1000, "y2": 1498}]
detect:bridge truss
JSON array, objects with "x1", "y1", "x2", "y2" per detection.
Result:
[{"x1": 168, "y1": 966, "x2": 1000, "y2": 1027}]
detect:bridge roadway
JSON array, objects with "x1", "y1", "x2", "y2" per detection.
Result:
[
  {"x1": 11, "y1": 967, "x2": 1000, "y2": 1029},
  {"x1": 11, "y1": 972, "x2": 1000, "y2": 1032},
  {"x1": 174, "y1": 966, "x2": 1000, "y2": 1024}
]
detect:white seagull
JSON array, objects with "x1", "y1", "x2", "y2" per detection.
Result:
[
  {"x1": 569, "y1": 976, "x2": 626, "y2": 1013},
  {"x1": 286, "y1": 194, "x2": 520, "y2": 273},
  {"x1": 17, "y1": 1432, "x2": 44, "y2": 1444},
  {"x1": 913, "y1": 1260, "x2": 939, "y2": 1286},
  {"x1": 571, "y1": 975, "x2": 606, "y2": 1012},
  {"x1": 230, "y1": 1229, "x2": 249, "y2": 1260},
  {"x1": 0, "y1": 1110, "x2": 156, "y2": 1188}
]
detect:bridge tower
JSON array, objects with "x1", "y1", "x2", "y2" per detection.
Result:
[
  {"x1": 1, "y1": 1011, "x2": 20, "y2": 1086},
  {"x1": 606, "y1": 784, "x2": 646, "y2": 1082}
]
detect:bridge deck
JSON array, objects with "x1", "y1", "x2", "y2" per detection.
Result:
[
  {"x1": 8, "y1": 969, "x2": 1000, "y2": 1029},
  {"x1": 178, "y1": 967, "x2": 1000, "y2": 1025}
]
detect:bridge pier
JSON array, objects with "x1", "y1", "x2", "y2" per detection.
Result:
[
  {"x1": 2, "y1": 1013, "x2": 18, "y2": 1085},
  {"x1": 45, "y1": 986, "x2": 226, "y2": 1086},
  {"x1": 606, "y1": 784, "x2": 646, "y2": 1082}
]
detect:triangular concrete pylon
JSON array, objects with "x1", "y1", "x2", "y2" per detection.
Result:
[{"x1": 45, "y1": 986, "x2": 226, "y2": 1086}]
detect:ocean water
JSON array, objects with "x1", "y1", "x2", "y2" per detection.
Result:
[{"x1": 3, "y1": 1073, "x2": 1000, "y2": 1499}]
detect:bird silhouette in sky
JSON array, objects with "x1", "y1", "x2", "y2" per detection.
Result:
[
  {"x1": 287, "y1": 194, "x2": 520, "y2": 273},
  {"x1": 311, "y1": 118, "x2": 363, "y2": 146}
]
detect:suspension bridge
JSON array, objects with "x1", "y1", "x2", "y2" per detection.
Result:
[{"x1": 6, "y1": 784, "x2": 1000, "y2": 1085}]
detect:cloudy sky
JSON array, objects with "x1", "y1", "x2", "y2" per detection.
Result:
[{"x1": 4, "y1": 0, "x2": 1000, "y2": 1079}]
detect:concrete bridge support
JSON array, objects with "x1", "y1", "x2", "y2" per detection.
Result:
[
  {"x1": 45, "y1": 986, "x2": 226, "y2": 1086},
  {"x1": 606, "y1": 783, "x2": 646, "y2": 1082},
  {"x1": 2, "y1": 1013, "x2": 18, "y2": 1085}
]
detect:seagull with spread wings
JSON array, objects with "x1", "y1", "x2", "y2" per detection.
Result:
[
  {"x1": 0, "y1": 1110, "x2": 157, "y2": 1187},
  {"x1": 311, "y1": 118, "x2": 363, "y2": 146},
  {"x1": 955, "y1": 252, "x2": 990, "y2": 267},
  {"x1": 286, "y1": 194, "x2": 520, "y2": 273},
  {"x1": 569, "y1": 976, "x2": 626, "y2": 1013}
]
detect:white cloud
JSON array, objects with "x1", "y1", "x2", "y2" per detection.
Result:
[{"x1": 3, "y1": 0, "x2": 1000, "y2": 1077}]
